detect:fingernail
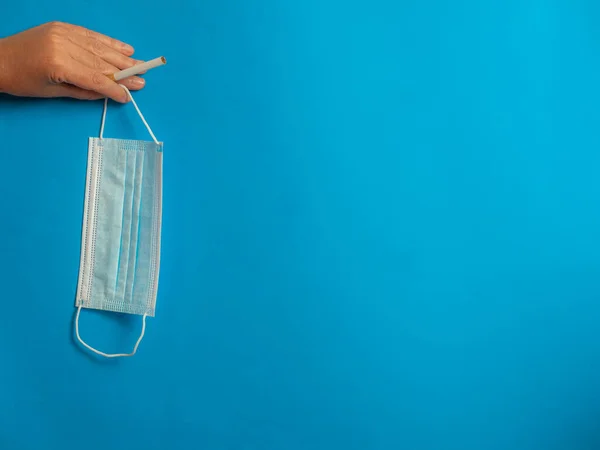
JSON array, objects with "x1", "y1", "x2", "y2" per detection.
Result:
[
  {"x1": 131, "y1": 77, "x2": 145, "y2": 87},
  {"x1": 122, "y1": 43, "x2": 134, "y2": 53}
]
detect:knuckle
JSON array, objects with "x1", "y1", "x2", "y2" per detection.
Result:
[
  {"x1": 93, "y1": 56, "x2": 104, "y2": 71},
  {"x1": 91, "y1": 71, "x2": 104, "y2": 86},
  {"x1": 44, "y1": 29, "x2": 67, "y2": 47},
  {"x1": 46, "y1": 21, "x2": 67, "y2": 36},
  {"x1": 47, "y1": 32, "x2": 63, "y2": 46},
  {"x1": 91, "y1": 39, "x2": 104, "y2": 56},
  {"x1": 48, "y1": 66, "x2": 66, "y2": 84},
  {"x1": 49, "y1": 72, "x2": 65, "y2": 84}
]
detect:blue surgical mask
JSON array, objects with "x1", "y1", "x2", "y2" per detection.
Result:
[{"x1": 75, "y1": 86, "x2": 163, "y2": 358}]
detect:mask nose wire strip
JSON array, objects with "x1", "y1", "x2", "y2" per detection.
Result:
[
  {"x1": 75, "y1": 306, "x2": 148, "y2": 358},
  {"x1": 99, "y1": 86, "x2": 159, "y2": 144}
]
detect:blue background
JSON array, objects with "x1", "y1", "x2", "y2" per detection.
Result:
[{"x1": 1, "y1": 1, "x2": 600, "y2": 449}]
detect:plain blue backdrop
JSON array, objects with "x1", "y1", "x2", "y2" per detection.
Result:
[{"x1": 1, "y1": 1, "x2": 600, "y2": 449}]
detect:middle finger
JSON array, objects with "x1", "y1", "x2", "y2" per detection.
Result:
[
  {"x1": 69, "y1": 44, "x2": 118, "y2": 75},
  {"x1": 69, "y1": 34, "x2": 140, "y2": 70}
]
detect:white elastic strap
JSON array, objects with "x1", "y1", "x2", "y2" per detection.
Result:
[
  {"x1": 99, "y1": 97, "x2": 108, "y2": 139},
  {"x1": 75, "y1": 306, "x2": 147, "y2": 358},
  {"x1": 99, "y1": 86, "x2": 159, "y2": 144}
]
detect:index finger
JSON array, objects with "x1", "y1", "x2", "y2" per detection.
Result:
[{"x1": 66, "y1": 24, "x2": 135, "y2": 56}]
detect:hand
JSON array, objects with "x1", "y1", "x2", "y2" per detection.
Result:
[{"x1": 0, "y1": 22, "x2": 145, "y2": 103}]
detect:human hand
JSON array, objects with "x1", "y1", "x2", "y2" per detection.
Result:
[{"x1": 0, "y1": 22, "x2": 145, "y2": 103}]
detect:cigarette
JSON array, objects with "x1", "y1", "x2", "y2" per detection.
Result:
[{"x1": 108, "y1": 56, "x2": 166, "y2": 81}]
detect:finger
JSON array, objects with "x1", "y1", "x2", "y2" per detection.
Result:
[
  {"x1": 110, "y1": 62, "x2": 148, "y2": 79},
  {"x1": 65, "y1": 23, "x2": 134, "y2": 56},
  {"x1": 119, "y1": 76, "x2": 146, "y2": 91},
  {"x1": 63, "y1": 61, "x2": 129, "y2": 103},
  {"x1": 69, "y1": 45, "x2": 119, "y2": 75},
  {"x1": 46, "y1": 84, "x2": 104, "y2": 101},
  {"x1": 69, "y1": 34, "x2": 139, "y2": 70},
  {"x1": 68, "y1": 47, "x2": 145, "y2": 91}
]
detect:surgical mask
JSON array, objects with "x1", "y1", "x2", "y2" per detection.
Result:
[{"x1": 75, "y1": 86, "x2": 163, "y2": 358}]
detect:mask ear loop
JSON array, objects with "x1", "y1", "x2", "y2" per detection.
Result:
[
  {"x1": 99, "y1": 86, "x2": 159, "y2": 144},
  {"x1": 76, "y1": 306, "x2": 148, "y2": 358}
]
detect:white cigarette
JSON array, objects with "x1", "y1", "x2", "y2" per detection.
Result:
[{"x1": 109, "y1": 56, "x2": 166, "y2": 81}]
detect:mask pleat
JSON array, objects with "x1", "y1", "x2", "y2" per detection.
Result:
[
  {"x1": 125, "y1": 150, "x2": 145, "y2": 303},
  {"x1": 134, "y1": 147, "x2": 157, "y2": 310},
  {"x1": 114, "y1": 147, "x2": 138, "y2": 302}
]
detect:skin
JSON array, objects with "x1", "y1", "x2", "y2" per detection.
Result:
[{"x1": 0, "y1": 22, "x2": 145, "y2": 103}]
